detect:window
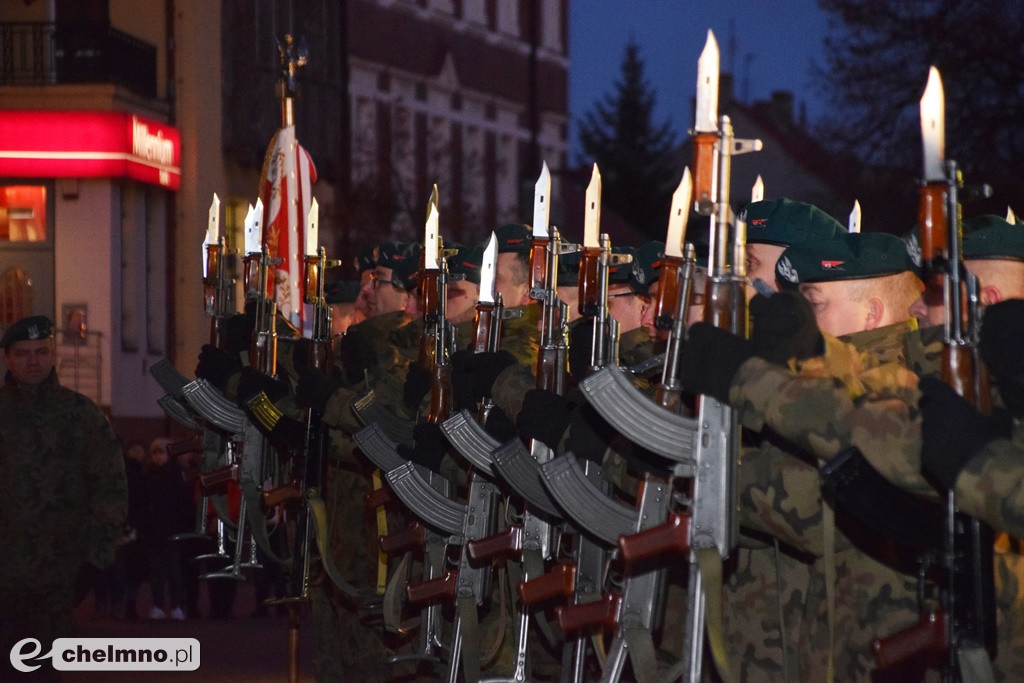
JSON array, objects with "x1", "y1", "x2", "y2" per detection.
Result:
[{"x1": 0, "y1": 185, "x2": 47, "y2": 242}]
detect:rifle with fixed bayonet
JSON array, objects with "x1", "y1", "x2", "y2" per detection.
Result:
[{"x1": 824, "y1": 66, "x2": 996, "y2": 683}]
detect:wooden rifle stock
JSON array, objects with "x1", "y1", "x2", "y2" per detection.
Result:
[
  {"x1": 518, "y1": 562, "x2": 576, "y2": 605},
  {"x1": 555, "y1": 593, "x2": 621, "y2": 634},
  {"x1": 262, "y1": 478, "x2": 302, "y2": 509},
  {"x1": 872, "y1": 610, "x2": 948, "y2": 670},
  {"x1": 380, "y1": 522, "x2": 426, "y2": 555}
]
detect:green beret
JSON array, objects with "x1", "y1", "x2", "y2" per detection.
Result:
[
  {"x1": 390, "y1": 242, "x2": 422, "y2": 291},
  {"x1": 627, "y1": 241, "x2": 664, "y2": 296},
  {"x1": 775, "y1": 232, "x2": 917, "y2": 288},
  {"x1": 963, "y1": 215, "x2": 1024, "y2": 262},
  {"x1": 324, "y1": 280, "x2": 361, "y2": 304},
  {"x1": 740, "y1": 198, "x2": 846, "y2": 247},
  {"x1": 355, "y1": 244, "x2": 378, "y2": 273},
  {"x1": 494, "y1": 223, "x2": 532, "y2": 254},
  {"x1": 448, "y1": 243, "x2": 483, "y2": 286},
  {"x1": 1, "y1": 315, "x2": 55, "y2": 349}
]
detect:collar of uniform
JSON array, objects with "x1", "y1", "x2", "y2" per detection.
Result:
[
  {"x1": 357, "y1": 310, "x2": 412, "y2": 338},
  {"x1": 3, "y1": 367, "x2": 59, "y2": 397},
  {"x1": 840, "y1": 319, "x2": 919, "y2": 367}
]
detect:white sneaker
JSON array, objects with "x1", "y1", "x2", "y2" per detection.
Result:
[
  {"x1": 148, "y1": 606, "x2": 167, "y2": 620},
  {"x1": 169, "y1": 607, "x2": 185, "y2": 621}
]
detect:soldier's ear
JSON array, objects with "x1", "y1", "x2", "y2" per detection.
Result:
[
  {"x1": 981, "y1": 284, "x2": 1002, "y2": 307},
  {"x1": 864, "y1": 297, "x2": 885, "y2": 331}
]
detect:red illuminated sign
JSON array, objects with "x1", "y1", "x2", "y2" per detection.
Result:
[{"x1": 0, "y1": 111, "x2": 181, "y2": 190}]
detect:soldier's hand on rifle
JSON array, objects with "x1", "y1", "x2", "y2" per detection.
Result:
[
  {"x1": 403, "y1": 362, "x2": 432, "y2": 410},
  {"x1": 679, "y1": 323, "x2": 753, "y2": 403},
  {"x1": 517, "y1": 388, "x2": 574, "y2": 450},
  {"x1": 567, "y1": 320, "x2": 593, "y2": 385},
  {"x1": 749, "y1": 291, "x2": 824, "y2": 365},
  {"x1": 236, "y1": 366, "x2": 289, "y2": 406},
  {"x1": 224, "y1": 306, "x2": 257, "y2": 355},
  {"x1": 918, "y1": 375, "x2": 1012, "y2": 490},
  {"x1": 483, "y1": 406, "x2": 517, "y2": 441},
  {"x1": 295, "y1": 367, "x2": 341, "y2": 416},
  {"x1": 566, "y1": 400, "x2": 618, "y2": 465},
  {"x1": 338, "y1": 325, "x2": 377, "y2": 384},
  {"x1": 979, "y1": 299, "x2": 1024, "y2": 416},
  {"x1": 398, "y1": 422, "x2": 447, "y2": 472},
  {"x1": 195, "y1": 344, "x2": 243, "y2": 391}
]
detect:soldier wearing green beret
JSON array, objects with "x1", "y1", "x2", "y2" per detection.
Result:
[
  {"x1": 1, "y1": 316, "x2": 128, "y2": 680},
  {"x1": 740, "y1": 197, "x2": 847, "y2": 299},
  {"x1": 963, "y1": 214, "x2": 1024, "y2": 304}
]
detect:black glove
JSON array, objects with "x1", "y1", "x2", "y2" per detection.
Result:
[
  {"x1": 517, "y1": 389, "x2": 574, "y2": 450},
  {"x1": 979, "y1": 299, "x2": 1024, "y2": 416},
  {"x1": 403, "y1": 363, "x2": 432, "y2": 410},
  {"x1": 469, "y1": 350, "x2": 517, "y2": 401},
  {"x1": 236, "y1": 367, "x2": 289, "y2": 406},
  {"x1": 749, "y1": 291, "x2": 824, "y2": 365},
  {"x1": 679, "y1": 323, "x2": 754, "y2": 402},
  {"x1": 195, "y1": 344, "x2": 243, "y2": 391},
  {"x1": 223, "y1": 309, "x2": 256, "y2": 356},
  {"x1": 398, "y1": 422, "x2": 447, "y2": 472},
  {"x1": 338, "y1": 325, "x2": 377, "y2": 384},
  {"x1": 483, "y1": 406, "x2": 517, "y2": 442},
  {"x1": 918, "y1": 375, "x2": 1010, "y2": 490},
  {"x1": 268, "y1": 414, "x2": 307, "y2": 449},
  {"x1": 296, "y1": 368, "x2": 341, "y2": 415},
  {"x1": 566, "y1": 401, "x2": 618, "y2": 465},
  {"x1": 450, "y1": 349, "x2": 478, "y2": 411},
  {"x1": 568, "y1": 319, "x2": 595, "y2": 384}
]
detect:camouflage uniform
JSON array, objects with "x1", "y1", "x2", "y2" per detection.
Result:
[
  {"x1": 720, "y1": 320, "x2": 934, "y2": 682},
  {"x1": 0, "y1": 368, "x2": 127, "y2": 674}
]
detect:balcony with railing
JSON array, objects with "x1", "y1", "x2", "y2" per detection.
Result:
[{"x1": 0, "y1": 22, "x2": 156, "y2": 99}]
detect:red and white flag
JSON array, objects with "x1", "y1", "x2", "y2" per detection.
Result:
[{"x1": 257, "y1": 125, "x2": 317, "y2": 329}]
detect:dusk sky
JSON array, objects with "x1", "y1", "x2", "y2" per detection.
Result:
[{"x1": 567, "y1": 1, "x2": 833, "y2": 160}]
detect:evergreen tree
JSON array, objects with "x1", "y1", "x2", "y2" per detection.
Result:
[{"x1": 578, "y1": 40, "x2": 680, "y2": 241}]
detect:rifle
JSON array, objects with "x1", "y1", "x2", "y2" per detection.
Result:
[{"x1": 829, "y1": 67, "x2": 996, "y2": 682}]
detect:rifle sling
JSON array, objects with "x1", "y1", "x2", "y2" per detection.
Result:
[
  {"x1": 382, "y1": 551, "x2": 412, "y2": 633},
  {"x1": 523, "y1": 548, "x2": 560, "y2": 650},
  {"x1": 240, "y1": 478, "x2": 289, "y2": 566},
  {"x1": 372, "y1": 469, "x2": 389, "y2": 595},
  {"x1": 958, "y1": 644, "x2": 996, "y2": 683},
  {"x1": 696, "y1": 547, "x2": 731, "y2": 682},
  {"x1": 210, "y1": 492, "x2": 236, "y2": 530},
  {"x1": 622, "y1": 624, "x2": 659, "y2": 683},
  {"x1": 458, "y1": 595, "x2": 482, "y2": 683},
  {"x1": 307, "y1": 488, "x2": 367, "y2": 599}
]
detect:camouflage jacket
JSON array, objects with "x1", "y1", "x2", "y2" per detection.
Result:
[{"x1": 0, "y1": 370, "x2": 127, "y2": 600}]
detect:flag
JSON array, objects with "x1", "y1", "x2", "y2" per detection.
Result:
[{"x1": 257, "y1": 125, "x2": 317, "y2": 329}]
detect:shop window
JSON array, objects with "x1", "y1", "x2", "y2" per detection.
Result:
[{"x1": 0, "y1": 185, "x2": 47, "y2": 242}]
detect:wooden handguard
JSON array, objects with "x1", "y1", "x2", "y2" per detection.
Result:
[
  {"x1": 871, "y1": 610, "x2": 948, "y2": 670},
  {"x1": 917, "y1": 183, "x2": 947, "y2": 267},
  {"x1": 466, "y1": 525, "x2": 522, "y2": 564},
  {"x1": 652, "y1": 256, "x2": 684, "y2": 331},
  {"x1": 405, "y1": 570, "x2": 457, "y2": 605},
  {"x1": 379, "y1": 522, "x2": 426, "y2": 555},
  {"x1": 517, "y1": 563, "x2": 576, "y2": 606},
  {"x1": 618, "y1": 513, "x2": 691, "y2": 566},
  {"x1": 364, "y1": 485, "x2": 394, "y2": 510},
  {"x1": 261, "y1": 479, "x2": 302, "y2": 510},
  {"x1": 427, "y1": 363, "x2": 452, "y2": 424},
  {"x1": 471, "y1": 303, "x2": 495, "y2": 354},
  {"x1": 199, "y1": 463, "x2": 239, "y2": 490},
  {"x1": 555, "y1": 593, "x2": 622, "y2": 634},
  {"x1": 577, "y1": 246, "x2": 602, "y2": 318},
  {"x1": 528, "y1": 238, "x2": 550, "y2": 295},
  {"x1": 691, "y1": 131, "x2": 718, "y2": 214}
]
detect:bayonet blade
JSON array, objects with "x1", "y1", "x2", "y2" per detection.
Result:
[
  {"x1": 533, "y1": 161, "x2": 551, "y2": 240},
  {"x1": 848, "y1": 199, "x2": 861, "y2": 234},
  {"x1": 479, "y1": 232, "x2": 497, "y2": 304},
  {"x1": 920, "y1": 66, "x2": 945, "y2": 182},
  {"x1": 583, "y1": 164, "x2": 602, "y2": 248},
  {"x1": 252, "y1": 198, "x2": 265, "y2": 251},
  {"x1": 424, "y1": 185, "x2": 440, "y2": 270},
  {"x1": 695, "y1": 29, "x2": 720, "y2": 133},
  {"x1": 305, "y1": 198, "x2": 319, "y2": 256},
  {"x1": 1006, "y1": 206, "x2": 1016, "y2": 224},
  {"x1": 203, "y1": 193, "x2": 220, "y2": 278},
  {"x1": 664, "y1": 168, "x2": 693, "y2": 258},
  {"x1": 751, "y1": 175, "x2": 764, "y2": 203}
]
